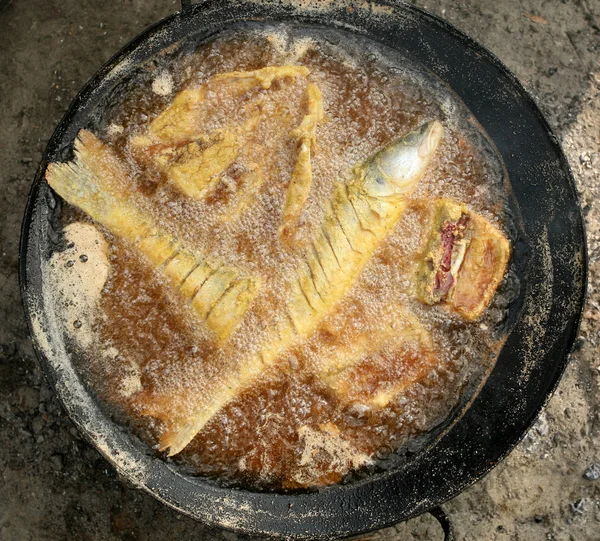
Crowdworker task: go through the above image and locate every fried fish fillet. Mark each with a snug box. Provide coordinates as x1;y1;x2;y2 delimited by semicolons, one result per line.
280;83;325;240
130;66;310;203
45;130;259;342
133;65;311;148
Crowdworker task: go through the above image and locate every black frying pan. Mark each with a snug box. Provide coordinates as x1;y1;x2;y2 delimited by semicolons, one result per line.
19;1;586;539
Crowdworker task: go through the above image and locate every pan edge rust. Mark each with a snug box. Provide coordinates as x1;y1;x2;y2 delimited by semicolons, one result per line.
19;1;586;539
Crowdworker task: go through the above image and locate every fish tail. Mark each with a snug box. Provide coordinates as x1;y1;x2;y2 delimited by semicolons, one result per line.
46;131;148;240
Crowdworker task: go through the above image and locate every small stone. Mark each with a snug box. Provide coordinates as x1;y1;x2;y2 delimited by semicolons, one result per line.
79;254;88;263
583;462;600;481
73;320;82;329
112;510;135;533
21;157;33;164
534;412;550;437
16;387;39;412
39;383;53;402
31;416;44;434
50;454;63;471
534;515;543;523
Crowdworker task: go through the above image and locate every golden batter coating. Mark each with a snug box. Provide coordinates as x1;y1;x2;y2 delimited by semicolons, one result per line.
132;65;310;148
45;130;259;343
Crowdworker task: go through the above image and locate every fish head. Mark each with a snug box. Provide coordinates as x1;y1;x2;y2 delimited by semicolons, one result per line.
362;120;444;198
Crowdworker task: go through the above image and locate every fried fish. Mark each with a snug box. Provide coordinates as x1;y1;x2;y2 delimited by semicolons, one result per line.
153;121;444;455
415;198;511;320
45;130;259;342
280;83;325;240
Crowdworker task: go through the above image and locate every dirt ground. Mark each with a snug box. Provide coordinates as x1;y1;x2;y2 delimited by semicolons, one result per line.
1;0;599;540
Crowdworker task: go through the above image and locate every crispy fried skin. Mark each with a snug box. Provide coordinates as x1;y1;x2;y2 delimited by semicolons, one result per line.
288;121;444;338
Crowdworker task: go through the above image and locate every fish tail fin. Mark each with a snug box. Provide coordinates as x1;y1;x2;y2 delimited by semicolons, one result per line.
45;130;121;223
159;391;236;456
46;130;148;240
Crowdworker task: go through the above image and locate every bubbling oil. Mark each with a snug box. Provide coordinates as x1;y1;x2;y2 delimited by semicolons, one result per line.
64;24;512;490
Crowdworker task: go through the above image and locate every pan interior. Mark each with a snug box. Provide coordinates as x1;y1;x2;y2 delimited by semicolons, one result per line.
38;21;520;492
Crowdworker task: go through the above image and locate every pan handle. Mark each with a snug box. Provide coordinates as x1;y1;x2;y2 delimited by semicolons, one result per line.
429;506;455;541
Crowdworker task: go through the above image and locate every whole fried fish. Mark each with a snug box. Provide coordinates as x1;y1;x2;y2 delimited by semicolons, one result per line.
153;120;444;455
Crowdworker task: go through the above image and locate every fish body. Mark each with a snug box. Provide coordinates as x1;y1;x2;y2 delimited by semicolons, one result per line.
212;65;310;89
288;120;444;337
131;66;310;203
133;65;310;149
45;130;259;343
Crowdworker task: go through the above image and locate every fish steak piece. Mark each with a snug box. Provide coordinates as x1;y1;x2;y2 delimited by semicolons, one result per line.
415;197;511;320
